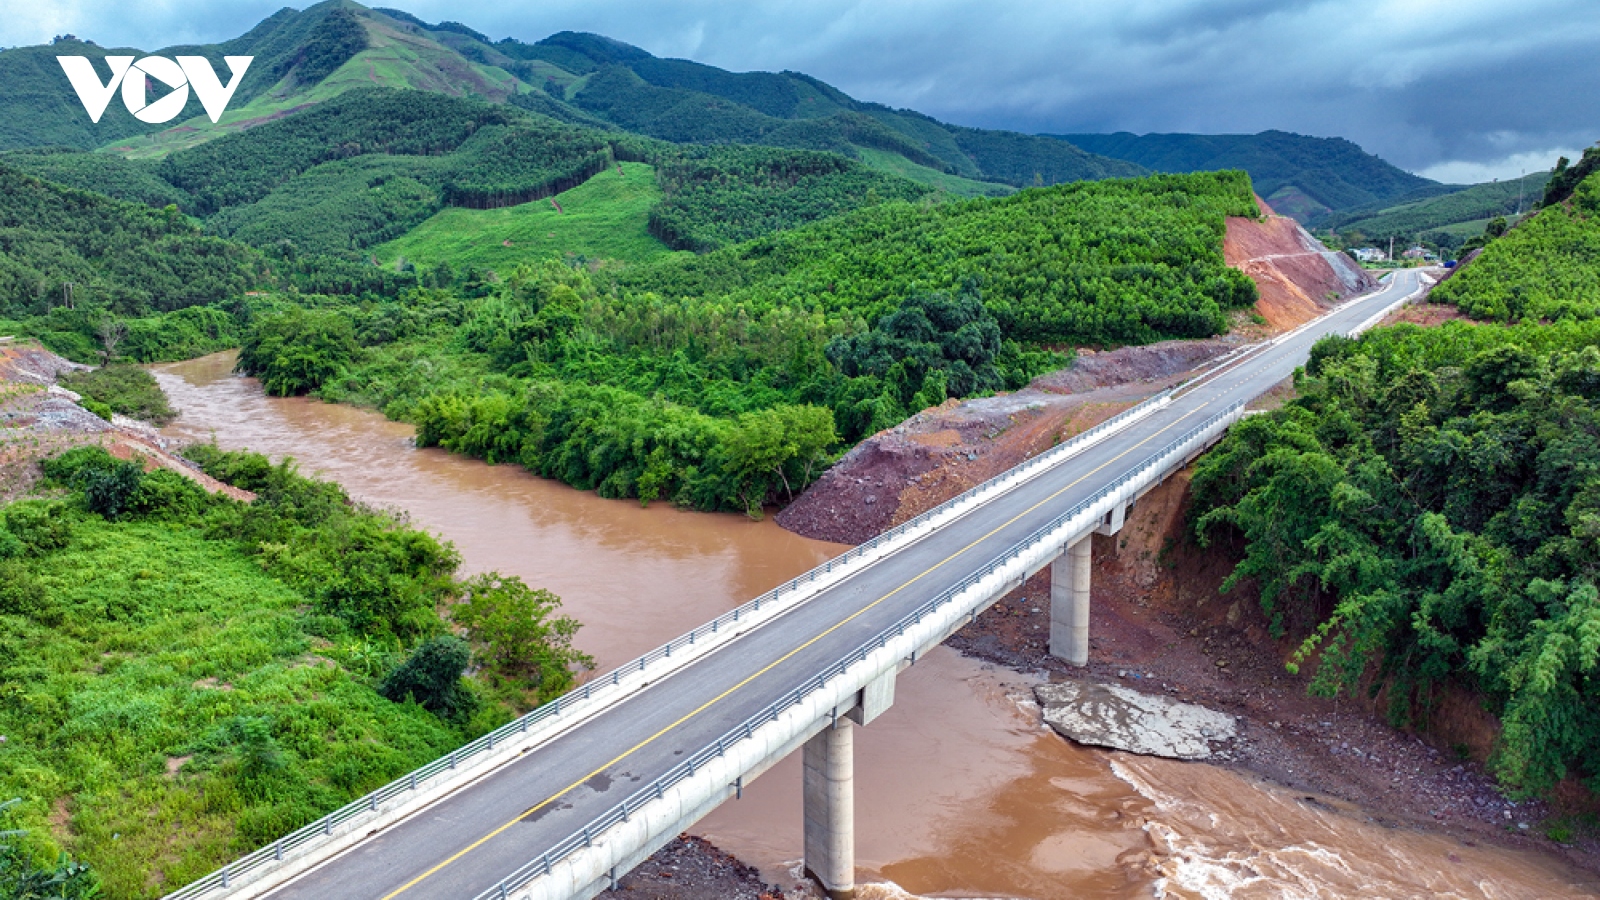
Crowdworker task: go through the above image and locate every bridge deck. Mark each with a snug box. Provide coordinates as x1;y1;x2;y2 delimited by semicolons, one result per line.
262;271;1422;900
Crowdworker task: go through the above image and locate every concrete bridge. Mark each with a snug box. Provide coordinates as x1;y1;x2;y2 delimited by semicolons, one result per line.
165;270;1427;900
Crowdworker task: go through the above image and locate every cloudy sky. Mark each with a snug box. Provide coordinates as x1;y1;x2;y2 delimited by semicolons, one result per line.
5;0;1596;182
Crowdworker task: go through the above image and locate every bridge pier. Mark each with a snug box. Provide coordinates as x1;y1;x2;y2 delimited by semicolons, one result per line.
1049;535;1093;665
802;718;854;900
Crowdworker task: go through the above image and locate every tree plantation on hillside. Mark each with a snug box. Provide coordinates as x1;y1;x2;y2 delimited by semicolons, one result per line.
238;172;1258;515
1430;167;1600;321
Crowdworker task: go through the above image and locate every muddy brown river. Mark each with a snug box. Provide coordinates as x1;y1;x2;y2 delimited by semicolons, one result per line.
153;352;1597;899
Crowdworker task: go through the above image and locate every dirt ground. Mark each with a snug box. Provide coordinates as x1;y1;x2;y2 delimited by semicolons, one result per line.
610;835;781;899
775;338;1237;544
0;340;251;501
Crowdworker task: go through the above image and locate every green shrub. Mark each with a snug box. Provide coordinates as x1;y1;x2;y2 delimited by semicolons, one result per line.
80;398;113;421
128;468;210;519
378;635;476;719
0;528;21;560
40;445;118;483
76;459;144;520
0;501;72;555
59;364;178;425
450;573;591;702
0;842;100;900
0;561;50;620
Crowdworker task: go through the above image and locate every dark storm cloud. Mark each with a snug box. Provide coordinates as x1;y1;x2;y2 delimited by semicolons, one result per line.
6;0;1596;180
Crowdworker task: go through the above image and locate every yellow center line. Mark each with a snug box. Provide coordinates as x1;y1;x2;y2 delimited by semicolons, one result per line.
379;396;1217;900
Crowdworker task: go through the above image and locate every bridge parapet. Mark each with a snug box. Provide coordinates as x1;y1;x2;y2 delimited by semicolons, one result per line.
164;382;1176;900
478;398;1248;900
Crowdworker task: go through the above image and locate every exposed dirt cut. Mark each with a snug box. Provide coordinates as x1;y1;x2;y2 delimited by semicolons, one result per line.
1225;204;1377;330
776;339;1236;544
0;340;253;502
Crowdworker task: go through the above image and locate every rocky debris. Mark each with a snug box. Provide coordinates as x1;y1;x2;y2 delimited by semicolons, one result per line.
1030;338;1233;395
0;339;86;385
615;834;783;899
1035;679;1237;760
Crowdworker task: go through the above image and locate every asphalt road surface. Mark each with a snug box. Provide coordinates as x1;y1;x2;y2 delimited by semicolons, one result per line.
262;269;1425;900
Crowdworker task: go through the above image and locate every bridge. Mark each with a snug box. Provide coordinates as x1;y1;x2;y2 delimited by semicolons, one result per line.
166;269;1428;900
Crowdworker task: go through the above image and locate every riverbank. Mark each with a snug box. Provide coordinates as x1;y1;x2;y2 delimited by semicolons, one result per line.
947;465;1600;877
774;269;1600;887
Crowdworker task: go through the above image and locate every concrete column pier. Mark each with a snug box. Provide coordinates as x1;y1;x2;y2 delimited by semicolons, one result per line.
802;719;854;899
1049;535;1093;665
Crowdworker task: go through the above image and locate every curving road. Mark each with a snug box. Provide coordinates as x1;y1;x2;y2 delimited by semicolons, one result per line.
263;269;1426;900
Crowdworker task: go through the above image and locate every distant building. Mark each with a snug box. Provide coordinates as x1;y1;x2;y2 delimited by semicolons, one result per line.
1352;247;1386;262
1402;246;1436;260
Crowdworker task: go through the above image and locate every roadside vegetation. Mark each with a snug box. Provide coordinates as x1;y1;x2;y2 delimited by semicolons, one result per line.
0;445;588;898
1191;168;1600;800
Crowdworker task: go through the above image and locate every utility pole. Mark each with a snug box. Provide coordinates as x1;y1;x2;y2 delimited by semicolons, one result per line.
1516;168;1526;217
1388;235;1394;264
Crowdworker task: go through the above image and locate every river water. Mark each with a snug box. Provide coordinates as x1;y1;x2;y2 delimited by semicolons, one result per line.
152;352;1598;899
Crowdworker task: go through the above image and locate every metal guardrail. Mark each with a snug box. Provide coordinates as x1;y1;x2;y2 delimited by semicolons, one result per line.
164;382;1174;900
475;399;1247;900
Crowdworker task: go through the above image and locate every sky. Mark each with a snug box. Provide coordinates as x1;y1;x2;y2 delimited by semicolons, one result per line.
5;0;1596;183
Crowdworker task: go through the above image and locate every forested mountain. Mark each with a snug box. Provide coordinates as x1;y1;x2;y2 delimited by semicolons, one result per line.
0;1;1141;189
2;88;941;259
1057;130;1448;221
1322;170;1552;251
0;2;384;152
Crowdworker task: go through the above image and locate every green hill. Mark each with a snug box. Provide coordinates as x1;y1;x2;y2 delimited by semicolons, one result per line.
0;148;192;207
0;2;1142;190
0;2;390;153
1323;170;1551;250
1431;164;1600;321
11;84;956;260
1056;130;1446;221
375;161;676;269
0;162;255;317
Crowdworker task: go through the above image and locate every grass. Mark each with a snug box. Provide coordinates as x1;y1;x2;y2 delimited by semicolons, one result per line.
58;365;178;425
0;506;467;898
855;147;1015;198
374;161;681;271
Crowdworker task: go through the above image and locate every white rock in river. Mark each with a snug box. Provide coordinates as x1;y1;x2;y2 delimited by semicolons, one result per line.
1034;680;1236;760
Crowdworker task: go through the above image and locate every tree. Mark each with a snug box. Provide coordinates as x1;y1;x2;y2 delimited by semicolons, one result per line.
450;573;591;702
236;308;360;396
723;404;837;511
96;316;126;365
378;635;475;720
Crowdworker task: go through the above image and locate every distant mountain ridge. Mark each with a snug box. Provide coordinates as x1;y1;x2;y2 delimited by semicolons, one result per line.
1055;130;1448;221
0;1;1140;189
